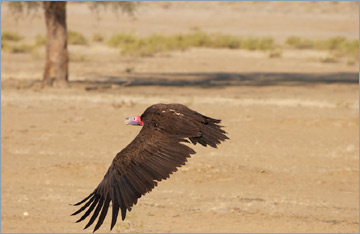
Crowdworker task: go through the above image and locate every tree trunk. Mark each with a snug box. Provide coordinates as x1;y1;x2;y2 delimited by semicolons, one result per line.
42;1;68;87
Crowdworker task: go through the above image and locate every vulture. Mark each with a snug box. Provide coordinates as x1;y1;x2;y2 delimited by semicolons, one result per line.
72;103;229;232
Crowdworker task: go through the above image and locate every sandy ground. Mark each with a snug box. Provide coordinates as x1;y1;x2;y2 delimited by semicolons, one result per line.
1;2;359;233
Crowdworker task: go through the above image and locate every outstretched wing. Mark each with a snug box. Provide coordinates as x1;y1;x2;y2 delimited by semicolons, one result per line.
72;104;228;232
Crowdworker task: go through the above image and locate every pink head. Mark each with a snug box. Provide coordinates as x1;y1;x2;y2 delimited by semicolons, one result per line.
125;116;144;126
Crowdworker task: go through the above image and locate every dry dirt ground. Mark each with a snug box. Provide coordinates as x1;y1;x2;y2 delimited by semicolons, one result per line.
1;2;359;233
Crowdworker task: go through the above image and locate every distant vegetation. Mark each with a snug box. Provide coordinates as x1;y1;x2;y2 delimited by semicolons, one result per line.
107;32;358;60
1;32;33;53
6;43;34;53
268;49;282;58
92;33;105;42
107;32;275;56
1;30;88;54
2;30;358;62
286;36;359;60
1;32;23;42
1;32;44;54
68;30;88;45
34;34;46;46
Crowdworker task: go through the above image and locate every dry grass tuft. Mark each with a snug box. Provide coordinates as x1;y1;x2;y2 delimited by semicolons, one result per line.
268;49;282;58
92;33;105;42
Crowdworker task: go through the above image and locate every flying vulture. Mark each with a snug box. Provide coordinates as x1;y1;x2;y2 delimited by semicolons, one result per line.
72;103;229;232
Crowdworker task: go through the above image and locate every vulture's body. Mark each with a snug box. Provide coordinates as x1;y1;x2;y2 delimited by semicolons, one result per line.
72;103;229;232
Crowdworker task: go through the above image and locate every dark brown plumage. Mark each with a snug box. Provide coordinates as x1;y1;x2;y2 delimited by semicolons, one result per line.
72;103;229;232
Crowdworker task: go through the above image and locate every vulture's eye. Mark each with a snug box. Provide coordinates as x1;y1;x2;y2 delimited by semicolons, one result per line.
133;118;136;120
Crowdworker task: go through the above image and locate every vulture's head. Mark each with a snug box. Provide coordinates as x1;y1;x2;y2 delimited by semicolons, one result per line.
125;116;144;126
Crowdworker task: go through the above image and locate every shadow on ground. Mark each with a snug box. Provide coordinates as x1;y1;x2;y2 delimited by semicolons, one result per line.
2;72;359;90
80;72;359;88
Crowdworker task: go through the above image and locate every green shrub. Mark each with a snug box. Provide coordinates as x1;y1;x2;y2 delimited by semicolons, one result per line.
241;37;275;50
8;43;34;53
258;37;275;50
1;32;23;42
316;37;359;60
210;34;241;49
68;30;88;45
34;34;46;46
321;36;346;50
1;40;8;50
286;35;358;60
286;36;301;47
108;33;137;48
286;36;314;49
182;32;211;47
338;39;359;60
109;32;275;56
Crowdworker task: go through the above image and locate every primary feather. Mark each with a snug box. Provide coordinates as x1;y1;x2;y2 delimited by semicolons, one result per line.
72;103;229;232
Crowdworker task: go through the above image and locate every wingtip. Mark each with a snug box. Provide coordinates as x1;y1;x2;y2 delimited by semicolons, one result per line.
92;223;103;233
71;208;84;216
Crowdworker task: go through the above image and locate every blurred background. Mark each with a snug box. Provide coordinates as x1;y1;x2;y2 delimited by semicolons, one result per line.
1;1;359;233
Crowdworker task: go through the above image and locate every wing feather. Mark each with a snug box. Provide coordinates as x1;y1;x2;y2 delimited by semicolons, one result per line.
93;197;111;232
110;191;119;230
123;171;147;196
73;192;94;206
75;194;99;223
71;195;95;216
117;176;134;208
84;197;104;229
